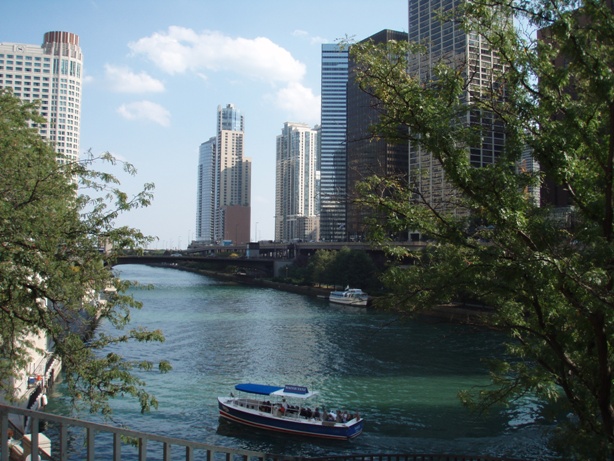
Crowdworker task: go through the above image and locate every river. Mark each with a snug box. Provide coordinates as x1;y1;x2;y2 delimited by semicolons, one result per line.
47;265;554;459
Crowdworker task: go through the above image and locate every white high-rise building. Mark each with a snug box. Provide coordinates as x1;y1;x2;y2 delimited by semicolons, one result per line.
275;122;320;242
0;31;83;163
195;104;251;245
196;137;217;243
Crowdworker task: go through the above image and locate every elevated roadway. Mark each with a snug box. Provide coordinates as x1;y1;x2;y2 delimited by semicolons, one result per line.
115;241;426;277
114;254;277;277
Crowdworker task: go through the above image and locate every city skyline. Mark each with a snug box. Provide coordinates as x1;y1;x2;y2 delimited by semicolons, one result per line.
0;0;408;248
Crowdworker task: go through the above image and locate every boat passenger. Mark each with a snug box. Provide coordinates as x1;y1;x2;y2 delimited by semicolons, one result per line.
260;401;272;412
278;398;287;415
313;407;321;420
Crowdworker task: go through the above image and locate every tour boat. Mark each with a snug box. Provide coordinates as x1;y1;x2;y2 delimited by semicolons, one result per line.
328;287;369;306
217;383;364;440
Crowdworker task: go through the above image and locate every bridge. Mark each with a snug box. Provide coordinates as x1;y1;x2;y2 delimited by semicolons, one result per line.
0;403;526;461
115;254;278;277
115;241;426;277
181;241;426;258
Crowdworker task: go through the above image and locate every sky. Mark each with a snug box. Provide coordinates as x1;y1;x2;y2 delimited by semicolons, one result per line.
1;0;408;249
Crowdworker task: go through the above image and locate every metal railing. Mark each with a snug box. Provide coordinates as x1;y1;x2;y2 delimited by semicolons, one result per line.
0;403;298;461
307;455;527;461
0;404;527;461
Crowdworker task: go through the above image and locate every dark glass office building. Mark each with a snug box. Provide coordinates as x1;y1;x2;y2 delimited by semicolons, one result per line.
319;43;349;242
346;30;410;242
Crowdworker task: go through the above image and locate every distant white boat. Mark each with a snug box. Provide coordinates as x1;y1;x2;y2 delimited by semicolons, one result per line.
328;287;369;306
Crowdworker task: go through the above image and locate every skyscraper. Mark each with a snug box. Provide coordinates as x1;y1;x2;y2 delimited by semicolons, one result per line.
275;122;320;242
0;32;83;163
407;0;506;210
195;104;251;245
319;43;349;242
346;30;410;241
196;137;216;242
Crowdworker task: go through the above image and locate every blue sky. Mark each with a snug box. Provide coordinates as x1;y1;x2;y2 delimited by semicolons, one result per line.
2;0;408;248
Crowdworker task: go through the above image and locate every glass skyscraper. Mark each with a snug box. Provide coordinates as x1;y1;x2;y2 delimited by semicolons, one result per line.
346;30;409;242
196;137;216;242
319;43;349;242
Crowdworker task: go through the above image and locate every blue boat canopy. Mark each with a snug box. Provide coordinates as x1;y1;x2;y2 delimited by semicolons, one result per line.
235;383;283;395
234;383;318;399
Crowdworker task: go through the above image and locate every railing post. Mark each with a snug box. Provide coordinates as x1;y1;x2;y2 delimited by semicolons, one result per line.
87;426;95;461
30;415;39;460
163;441;171;461
1;410;8;461
139;437;147;461
59;423;68;461
113;431;121;460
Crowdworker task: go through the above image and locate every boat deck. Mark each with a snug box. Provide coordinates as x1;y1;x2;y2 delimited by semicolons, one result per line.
225;397;359;426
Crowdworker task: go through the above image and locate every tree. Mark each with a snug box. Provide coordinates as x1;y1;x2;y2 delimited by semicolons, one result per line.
350;1;614;458
328;247;379;291
306;250;337;286
305;248;379;290
0;89;170;417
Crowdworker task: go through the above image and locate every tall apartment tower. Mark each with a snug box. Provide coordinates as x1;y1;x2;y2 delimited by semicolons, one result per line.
195;104;251;245
319;44;349;242
407;0;506;210
217;103;251;244
0;32;83;163
346;30;410;242
275;122;320;242
196;137;217;242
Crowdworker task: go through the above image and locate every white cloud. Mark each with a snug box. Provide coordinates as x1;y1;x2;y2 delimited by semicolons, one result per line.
105;64;165;93
117;100;171;127
292;29;328;45
128;26;306;83
271;82;320;125
126;27;321;123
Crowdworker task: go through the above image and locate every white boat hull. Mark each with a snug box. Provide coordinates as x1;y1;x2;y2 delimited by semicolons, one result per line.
328;288;369;306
